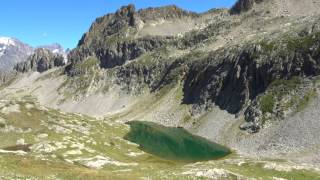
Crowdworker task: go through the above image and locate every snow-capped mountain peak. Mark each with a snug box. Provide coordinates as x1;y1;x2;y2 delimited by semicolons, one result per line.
0;36;34;72
0;37;16;46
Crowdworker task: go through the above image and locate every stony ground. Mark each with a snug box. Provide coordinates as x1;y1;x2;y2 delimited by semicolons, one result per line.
0;85;320;179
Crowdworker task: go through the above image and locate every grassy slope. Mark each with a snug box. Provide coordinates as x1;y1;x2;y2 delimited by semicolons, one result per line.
0;90;319;179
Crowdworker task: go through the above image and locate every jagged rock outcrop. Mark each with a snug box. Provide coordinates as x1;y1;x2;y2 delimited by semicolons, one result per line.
241;77;316;133
67;5;197;71
38;43;66;55
138;5;198;21
15;48;65;73
230;0;265;14
183;29;320;129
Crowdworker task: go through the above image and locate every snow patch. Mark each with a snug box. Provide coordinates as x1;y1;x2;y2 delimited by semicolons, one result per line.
52;49;60;54
0;46;6;55
0;37;16;46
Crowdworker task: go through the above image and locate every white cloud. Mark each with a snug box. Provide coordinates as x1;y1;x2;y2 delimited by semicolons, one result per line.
42;32;48;37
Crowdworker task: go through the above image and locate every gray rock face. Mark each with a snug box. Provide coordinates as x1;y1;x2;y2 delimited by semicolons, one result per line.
38;43;66;55
68;36;168;73
0;37;34;72
15;48;65;73
67;4;196;71
183;30;320;115
104;26;320;124
0;37;67;74
242;77;316;133
138;5;198;21
230;0;265;14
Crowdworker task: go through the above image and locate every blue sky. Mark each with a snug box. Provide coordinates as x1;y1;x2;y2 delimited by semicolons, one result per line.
0;0;236;49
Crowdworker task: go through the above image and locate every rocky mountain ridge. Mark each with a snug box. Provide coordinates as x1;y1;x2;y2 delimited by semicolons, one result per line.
38;43;66;55
14;48;65;73
67;4;199;71
64;0;320;127
0;37;33;72
0;37;67;73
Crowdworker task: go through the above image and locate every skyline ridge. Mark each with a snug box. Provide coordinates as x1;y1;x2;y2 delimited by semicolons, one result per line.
0;0;236;49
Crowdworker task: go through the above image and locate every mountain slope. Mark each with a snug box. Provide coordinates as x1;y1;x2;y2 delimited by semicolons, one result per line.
14;48;65;73
0;37;67;74
63;0;320;161
1;0;320;178
38;43;65;55
0;37;34;72
230;0;264;14
64;0;320;117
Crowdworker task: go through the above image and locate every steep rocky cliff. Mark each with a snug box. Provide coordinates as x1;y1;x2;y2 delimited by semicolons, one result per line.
15;48;65;73
230;0;265;14
67;5;199;72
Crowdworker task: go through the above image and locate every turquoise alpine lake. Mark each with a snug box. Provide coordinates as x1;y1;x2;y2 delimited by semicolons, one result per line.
124;121;231;162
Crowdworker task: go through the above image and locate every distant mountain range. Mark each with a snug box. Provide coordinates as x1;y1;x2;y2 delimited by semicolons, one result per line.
0;37;33;72
0;37;66;72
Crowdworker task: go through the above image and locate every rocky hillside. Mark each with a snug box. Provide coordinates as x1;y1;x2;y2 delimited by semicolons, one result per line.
230;0;264;14
0;37;67;74
0;37;34;72
64;0;320;130
67;5;198;70
38;43;65;54
4;0;320;169
14;48;65;73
